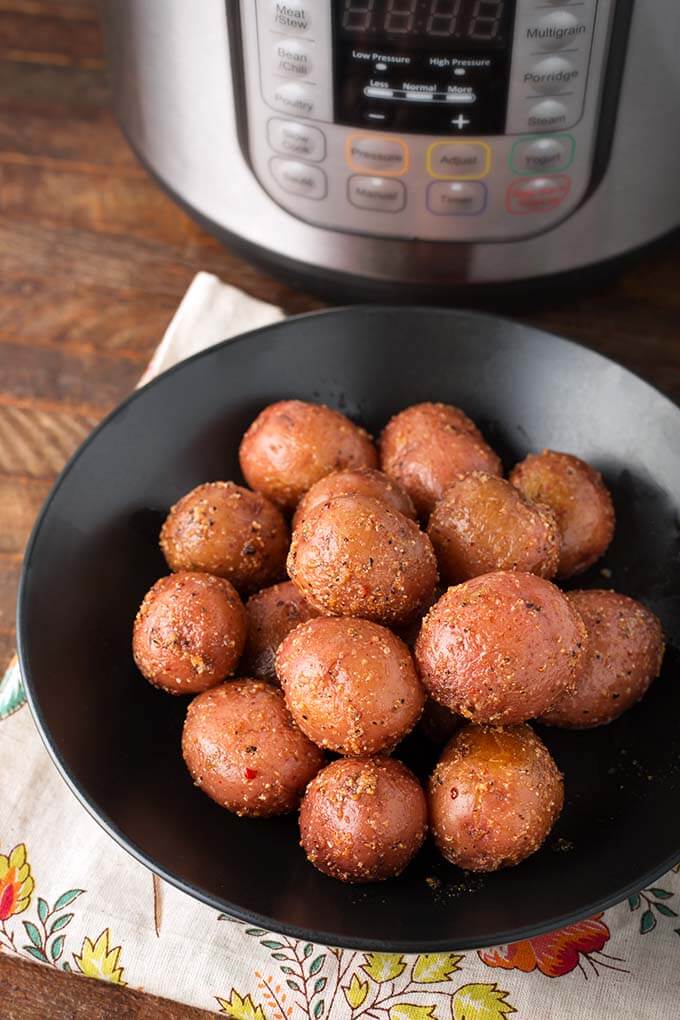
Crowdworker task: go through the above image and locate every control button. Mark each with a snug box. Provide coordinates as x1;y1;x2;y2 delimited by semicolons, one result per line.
272;38;314;78
525;11;585;52
348;176;406;213
268;119;326;161
268;1;312;34
427;181;487;216
506;175;571;214
270;158;327;199
526;99;571;131
427;141;491;180
270;80;318;118
524;56;579;95
511;135;574;174
346;135;409;177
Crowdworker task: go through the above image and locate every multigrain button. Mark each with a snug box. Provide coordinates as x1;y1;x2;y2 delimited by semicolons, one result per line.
506;175;571;214
346;135;408;177
511;135;574;174
348;176;406;212
525;11;585;51
270;158;327;199
269;2;313;34
270;80;317;117
272;38;314;78
427;181;487;216
268;119;326;161
524;56;579;95
427;141;490;179
526;98;570;131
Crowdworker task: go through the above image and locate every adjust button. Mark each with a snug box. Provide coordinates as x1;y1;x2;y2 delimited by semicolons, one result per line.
268;119;326;161
268;1;313;34
270;80;318;118
270;158;327;199
427;141;490;180
525;11;586;52
506;175;571;214
272;38;314;78
511;135;574;174
427;181;487;216
348;176;406;212
524;56;580;95
346;135;408;177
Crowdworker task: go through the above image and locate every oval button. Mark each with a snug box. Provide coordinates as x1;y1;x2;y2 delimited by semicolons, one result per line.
272;38;314;78
524;56;579;95
526;99;571;131
511;135;574;174
506;175;571;214
346;135;408;177
427;181;487;216
348;176;406;212
270;81;317;118
427;141;491;180
270;158;327;199
268;119;326;161
268;1;312;34
526;11;585;51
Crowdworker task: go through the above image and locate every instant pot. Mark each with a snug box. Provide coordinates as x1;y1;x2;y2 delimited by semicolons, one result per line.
103;1;680;300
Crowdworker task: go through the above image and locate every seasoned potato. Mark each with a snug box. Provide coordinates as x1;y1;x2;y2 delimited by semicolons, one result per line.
428;472;560;583
242;581;318;684
133;572;246;694
182;679;324;816
428;724;564;872
541;589;665;728
160;481;289;594
287;494;438;626
239;400;377;511
510;450;615;578
299;757;427;882
276;617;425;755
380;402;502;518
415;571;587;725
293;467;416;529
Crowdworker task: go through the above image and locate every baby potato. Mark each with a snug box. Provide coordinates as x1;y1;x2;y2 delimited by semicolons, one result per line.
428;472;560;583
379;402;502;518
293;467;416;529
299;757;427;882
276;617;425;756
132;572;246;694
287;494;438;626
242;581;318;684
415;571;587;725
428;724;564;872
160;481;289;594
239;400;378;511
182;679;324;816
541;589;665;728
510;450;615;578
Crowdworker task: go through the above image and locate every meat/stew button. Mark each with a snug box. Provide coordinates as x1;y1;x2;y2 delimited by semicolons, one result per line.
506;175;571;214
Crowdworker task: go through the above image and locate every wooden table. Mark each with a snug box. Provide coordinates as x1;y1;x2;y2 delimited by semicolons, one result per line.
0;1;678;1016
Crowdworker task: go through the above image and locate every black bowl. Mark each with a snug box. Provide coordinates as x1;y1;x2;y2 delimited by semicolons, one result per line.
17;307;680;951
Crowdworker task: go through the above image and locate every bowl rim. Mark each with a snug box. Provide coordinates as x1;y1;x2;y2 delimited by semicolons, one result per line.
16;304;680;951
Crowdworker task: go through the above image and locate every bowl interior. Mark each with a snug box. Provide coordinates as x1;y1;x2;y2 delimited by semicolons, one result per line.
18;307;680;950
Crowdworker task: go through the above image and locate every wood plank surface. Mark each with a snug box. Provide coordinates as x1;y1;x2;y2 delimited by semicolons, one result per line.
0;0;678;1015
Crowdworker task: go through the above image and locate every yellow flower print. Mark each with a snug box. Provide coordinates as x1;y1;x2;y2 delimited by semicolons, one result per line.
216;989;267;1019
0;844;34;920
343;973;369;1009
412;953;463;984
361;952;407;983
451;983;516;1020
73;929;126;985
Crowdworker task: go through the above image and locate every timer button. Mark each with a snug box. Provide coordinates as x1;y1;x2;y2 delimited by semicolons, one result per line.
268;119;326;162
268;1;312;34
524;56;579;95
427;142;491;180
427;181;487;216
506;175;571;214
511;135;574;174
270;158;327;200
525;11;585;52
272;38;314;78
348;176;406;213
346;135;409;177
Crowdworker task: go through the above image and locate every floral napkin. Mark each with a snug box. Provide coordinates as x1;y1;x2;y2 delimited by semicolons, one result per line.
1;273;679;1019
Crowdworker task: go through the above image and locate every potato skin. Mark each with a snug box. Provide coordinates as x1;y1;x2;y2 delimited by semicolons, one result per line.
428;472;560;583
133;572;247;694
293;467;416;529
510;450;615;578
415;571;587;725
160;481;289;594
541;590;665;729
299;757;427;882
239;400;378;511
428;724;564;872
182;679;324;816
242;581;318;684
287;494;438;626
276;617;425;755
380;402;502;518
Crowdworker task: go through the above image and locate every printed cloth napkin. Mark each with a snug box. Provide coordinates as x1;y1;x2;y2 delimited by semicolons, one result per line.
1;272;678;1019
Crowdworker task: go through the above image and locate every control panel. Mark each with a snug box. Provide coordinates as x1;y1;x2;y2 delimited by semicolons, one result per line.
237;1;616;242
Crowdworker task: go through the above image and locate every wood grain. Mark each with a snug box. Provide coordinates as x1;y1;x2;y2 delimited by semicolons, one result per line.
0;0;678;1015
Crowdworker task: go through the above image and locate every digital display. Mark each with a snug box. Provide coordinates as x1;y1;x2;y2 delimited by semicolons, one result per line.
338;0;510;49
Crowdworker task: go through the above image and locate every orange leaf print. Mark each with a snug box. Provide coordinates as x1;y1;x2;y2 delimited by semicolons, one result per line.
478;914;611;977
